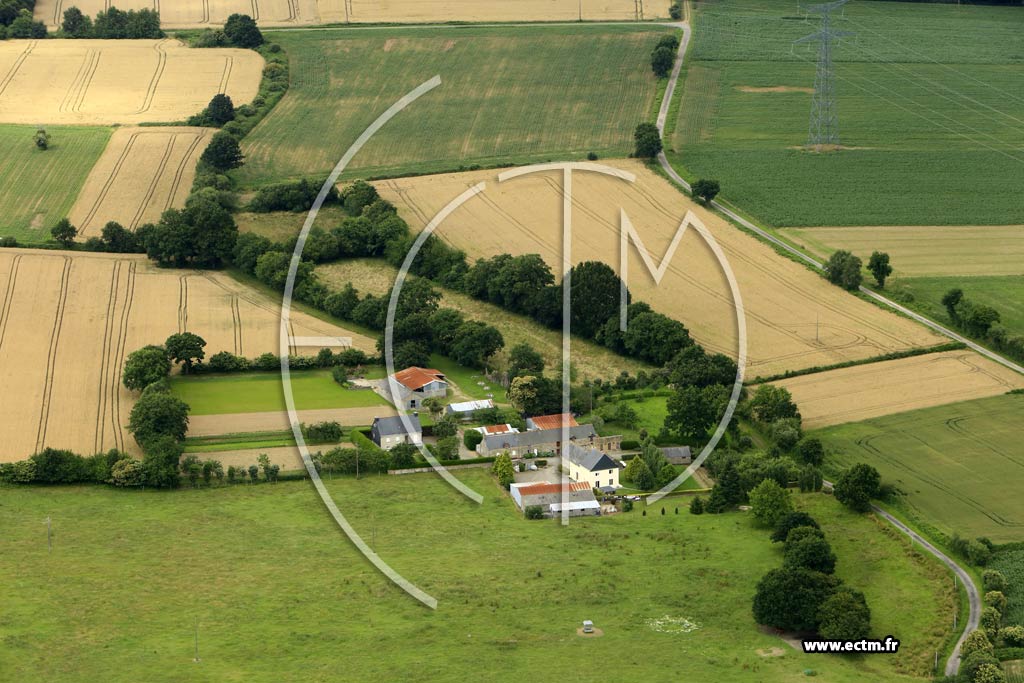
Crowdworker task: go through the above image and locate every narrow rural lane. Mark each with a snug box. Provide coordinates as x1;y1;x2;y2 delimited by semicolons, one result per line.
658;5;981;675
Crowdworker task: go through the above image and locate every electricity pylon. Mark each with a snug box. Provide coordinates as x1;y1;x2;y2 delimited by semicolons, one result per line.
794;0;854;149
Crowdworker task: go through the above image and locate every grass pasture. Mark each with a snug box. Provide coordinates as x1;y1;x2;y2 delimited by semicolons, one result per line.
1007;660;1024;683
0;471;952;682
816;393;1024;543
0;125;111;241
236;25;666;185
170;369;390;415
887;275;1024;338
670;0;1024;227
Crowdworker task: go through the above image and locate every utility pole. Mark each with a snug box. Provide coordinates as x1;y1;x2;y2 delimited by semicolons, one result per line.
794;0;854;150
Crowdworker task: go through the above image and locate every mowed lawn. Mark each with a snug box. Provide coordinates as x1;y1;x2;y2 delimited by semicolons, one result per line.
237;25;665;185
669;0;1024;226
0;470;952;682
0;125;111;241
816;393;1024;543
887;275;1024;338
170;369;390;415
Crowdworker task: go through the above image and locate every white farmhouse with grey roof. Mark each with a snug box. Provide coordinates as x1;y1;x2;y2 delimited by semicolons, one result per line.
371;414;423;451
562;443;623;491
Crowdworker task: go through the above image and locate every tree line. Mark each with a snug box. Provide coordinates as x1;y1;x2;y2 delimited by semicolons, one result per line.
942;287;1024;363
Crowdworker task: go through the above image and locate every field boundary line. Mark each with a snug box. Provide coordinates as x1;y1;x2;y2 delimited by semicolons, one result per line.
131;134;175;229
0;254;22;354
35;256;72;452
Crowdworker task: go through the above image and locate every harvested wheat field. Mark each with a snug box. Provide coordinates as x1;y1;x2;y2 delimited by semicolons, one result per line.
770;351;1024;429
325;0;664;23
779;225;1024;278
0;39;262;125
0;249;372;462
37;0;322;28
375;161;943;378
68;127;213;235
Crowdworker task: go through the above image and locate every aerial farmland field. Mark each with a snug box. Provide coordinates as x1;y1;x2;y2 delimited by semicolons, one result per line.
375;161;943;377
0;124;110;241
816;393;1024;543
769;350;1024;429
669;0;1024;227
0;39;263;125
0;249;370;462
68;127;213;235
236;24;666;185
0;470;953;683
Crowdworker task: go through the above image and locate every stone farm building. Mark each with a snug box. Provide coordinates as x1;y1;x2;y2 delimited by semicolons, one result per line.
387;367;447;409
563;443;623;491
477;423;621;458
510;482;600;518
371;414;423;451
525;413;577;430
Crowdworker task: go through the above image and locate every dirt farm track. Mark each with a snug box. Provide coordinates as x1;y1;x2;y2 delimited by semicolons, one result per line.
68;127;213;236
0;249;374;462
0;39;262;125
35;0;665;27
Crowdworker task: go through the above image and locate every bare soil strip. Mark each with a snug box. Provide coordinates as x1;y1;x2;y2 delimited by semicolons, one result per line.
188;406;397;437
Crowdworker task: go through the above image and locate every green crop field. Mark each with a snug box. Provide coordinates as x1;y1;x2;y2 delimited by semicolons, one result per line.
170;369;390;415
668;0;1024;227
991;548;1024;627
236;25;666;186
0;470;952;682
816;393;1024;543
0;125;112;242
887;275;1024;338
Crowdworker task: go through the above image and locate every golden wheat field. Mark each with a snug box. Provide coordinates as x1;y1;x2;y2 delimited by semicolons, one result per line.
68;127;213;235
0;39;262;125
770;351;1024;429
374;161;944;378
0;249;373;462
779;225;1024;278
36;0;663;27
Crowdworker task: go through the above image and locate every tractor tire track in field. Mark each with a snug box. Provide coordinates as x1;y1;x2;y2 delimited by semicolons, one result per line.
657;9;980;674
130;135;175;229
52;0;64;24
93;260;121;454
202;0;210;24
218;56;234;94
0;254;22;354
0;40;36;98
71;49;101;113
231;295;243;355
59;48;95;113
110;261;136;452
250;0;260;20
35;257;72;452
178;274;189;333
163;131;207;212
135;39;168;114
80;132;141;231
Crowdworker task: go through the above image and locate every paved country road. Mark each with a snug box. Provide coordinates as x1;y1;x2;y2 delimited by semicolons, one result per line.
656;5;981;675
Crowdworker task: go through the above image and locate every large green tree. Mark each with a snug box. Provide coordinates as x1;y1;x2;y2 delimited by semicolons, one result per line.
752;567;840;632
200;131;244;172
748;479;793;528
634;122;662;158
867;251;892;289
128;389;190;448
223;13;263;48
817;587;871;640
165;333;207;374
833;463;881;513
122;345;171;391
568;261;627;339
824;250;863;291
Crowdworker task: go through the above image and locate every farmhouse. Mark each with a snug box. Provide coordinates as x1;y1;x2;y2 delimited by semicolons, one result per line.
526;413;578;430
477;424;622;457
563;443;623;491
446;399;495;419
387;367;448;409
509;482;600;518
371;414;423;451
